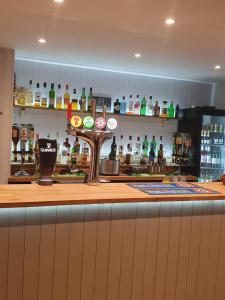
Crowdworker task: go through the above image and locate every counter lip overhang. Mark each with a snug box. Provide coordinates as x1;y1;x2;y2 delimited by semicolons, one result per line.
0;182;225;208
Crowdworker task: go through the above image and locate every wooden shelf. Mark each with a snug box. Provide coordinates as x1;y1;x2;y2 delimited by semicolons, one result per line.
13;104;178;121
8;174;197;184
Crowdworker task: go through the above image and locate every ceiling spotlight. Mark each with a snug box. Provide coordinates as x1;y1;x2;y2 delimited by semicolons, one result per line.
165;18;176;25
54;0;64;2
214;65;221;70
38;38;46;44
134;53;141;58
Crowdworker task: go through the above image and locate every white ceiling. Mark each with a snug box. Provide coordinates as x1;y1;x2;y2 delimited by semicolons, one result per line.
0;0;225;82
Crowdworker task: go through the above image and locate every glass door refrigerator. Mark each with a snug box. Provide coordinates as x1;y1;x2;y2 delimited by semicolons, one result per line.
178;107;225;182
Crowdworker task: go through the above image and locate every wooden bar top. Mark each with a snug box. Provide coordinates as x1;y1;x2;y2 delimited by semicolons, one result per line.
0;182;225;208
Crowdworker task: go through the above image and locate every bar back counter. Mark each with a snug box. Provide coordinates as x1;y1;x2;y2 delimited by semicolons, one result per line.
1;182;225;300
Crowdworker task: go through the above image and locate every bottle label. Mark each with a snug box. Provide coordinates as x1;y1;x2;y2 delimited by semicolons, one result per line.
128;101;134;111
114;104;120;112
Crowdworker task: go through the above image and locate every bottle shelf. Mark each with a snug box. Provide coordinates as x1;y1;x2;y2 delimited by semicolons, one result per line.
13;104;178;121
201;143;224;147
200;167;224;170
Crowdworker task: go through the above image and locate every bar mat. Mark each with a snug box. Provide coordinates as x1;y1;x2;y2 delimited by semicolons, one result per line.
128;183;220;195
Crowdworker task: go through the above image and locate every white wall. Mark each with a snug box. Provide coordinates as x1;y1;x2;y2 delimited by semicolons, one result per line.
0;49;14;183
212;80;225;109
14;59;213;157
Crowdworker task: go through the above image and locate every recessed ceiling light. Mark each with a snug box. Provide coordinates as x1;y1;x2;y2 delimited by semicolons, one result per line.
38;38;46;44
134;53;141;58
214;65;221;70
54;0;64;2
165;18;176;25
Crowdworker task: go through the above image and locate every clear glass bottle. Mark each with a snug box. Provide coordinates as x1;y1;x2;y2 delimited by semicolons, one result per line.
146;96;154;116
134;95;140;115
64;84;71;110
127;95;134;115
26;80;33;106
120;96;126;115
34;83;41;107
56;84;63;109
41;82;48;108
72;89;79;111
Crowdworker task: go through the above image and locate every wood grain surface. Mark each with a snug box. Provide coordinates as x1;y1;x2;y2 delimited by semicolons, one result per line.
0;182;224;208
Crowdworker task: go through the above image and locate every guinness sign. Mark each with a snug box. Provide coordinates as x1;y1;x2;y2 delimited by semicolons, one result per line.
38;139;57;186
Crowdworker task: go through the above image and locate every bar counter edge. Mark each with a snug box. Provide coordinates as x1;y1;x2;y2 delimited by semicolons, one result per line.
0;182;225;208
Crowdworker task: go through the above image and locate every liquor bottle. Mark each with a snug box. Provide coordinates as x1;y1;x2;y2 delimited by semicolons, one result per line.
41;82;48;108
49;83;55;109
146;96;154;116
26;80;33;106
158;144;164;165
120;96;126;115
127;136;133;156
55;132;61;164
154;100;160;117
64;138;71;164
81;142;89;166
134;137;141;156
140;96;147;116
214;124;219;145
134;95;140;115
161;101;168;117
61;140;68;164
219;124;224;145
81;87;87;111
64;84;70;110
27;124;34;162
126;136;133;165
168;101;175;118
109;136;117;160
71;137;80;169
127;95;134;115
175;104;180;118
71;89;79;111
142;135;149;157
149;147;155;163
113;99;120;114
88;87;93;112
118;135;124;162
34;83;41;107
12;124;20;162
150;135;157;153
56;84;63;109
172;144;176;163
34;133;40;173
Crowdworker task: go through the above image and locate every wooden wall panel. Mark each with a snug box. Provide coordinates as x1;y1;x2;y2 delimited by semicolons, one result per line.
67;205;85;300
93;204;112;300
0;209;9;300
37;206;57;300
1;201;225;300
52;206;71;300
106;204;124;300
22;207;41;300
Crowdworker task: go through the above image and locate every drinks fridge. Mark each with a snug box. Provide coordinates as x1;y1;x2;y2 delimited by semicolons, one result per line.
178;107;225;182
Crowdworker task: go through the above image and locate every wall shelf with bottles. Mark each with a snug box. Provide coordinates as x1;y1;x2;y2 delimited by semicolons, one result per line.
13;104;179;121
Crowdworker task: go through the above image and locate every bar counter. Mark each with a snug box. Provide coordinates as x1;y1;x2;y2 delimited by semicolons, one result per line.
0;182;225;208
1;182;225;299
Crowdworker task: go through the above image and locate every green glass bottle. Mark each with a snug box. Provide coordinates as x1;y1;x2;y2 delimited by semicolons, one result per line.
88;87;93;112
142;135;149;157
81;87;87;111
140;96;147;116
49;83;55;109
168;101;175;118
